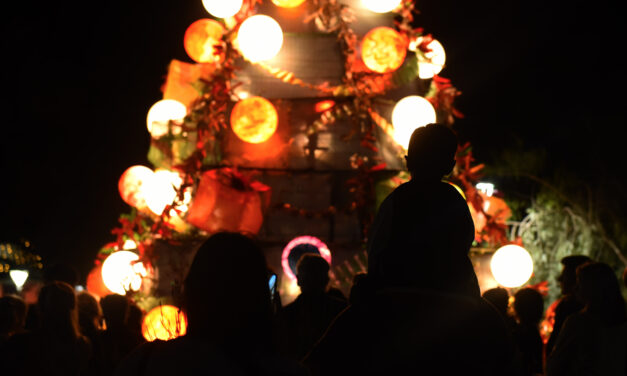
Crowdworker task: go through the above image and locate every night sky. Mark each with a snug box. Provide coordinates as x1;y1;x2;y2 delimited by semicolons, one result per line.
2;0;625;282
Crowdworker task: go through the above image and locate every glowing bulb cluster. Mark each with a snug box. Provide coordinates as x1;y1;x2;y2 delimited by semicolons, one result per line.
101;251;147;295
490;245;534;288
146;99;187;138
119;166;186;216
236;15;283;62
391;96;437;149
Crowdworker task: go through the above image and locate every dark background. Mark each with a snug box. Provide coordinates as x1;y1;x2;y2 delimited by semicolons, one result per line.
2;0;625;282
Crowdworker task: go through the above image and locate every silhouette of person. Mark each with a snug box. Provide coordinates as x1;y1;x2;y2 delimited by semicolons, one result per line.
0;294;27;346
348;272;372;306
115;232;308;376
77;291;106;376
367;123;480;297
5;281;92;375
277;253;347;361
545;254;591;358
512;287;544;376
482;287;517;330
546;262;627;375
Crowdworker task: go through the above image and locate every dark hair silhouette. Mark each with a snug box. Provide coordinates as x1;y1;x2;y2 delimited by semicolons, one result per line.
0;295;27;340
100;294;129;330
349;272;371;305
576;262;626;326
513;288;544;326
558;255;591;295
405;123;457;179
482;287;510;317
38;281;82;340
76;291;103;336
295;253;330;294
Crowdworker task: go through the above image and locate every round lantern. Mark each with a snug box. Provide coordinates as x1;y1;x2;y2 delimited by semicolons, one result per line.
118;165;156;211
142;305;188;342
144;169;182;216
361;27;407;73
201;0;242;18
271;0;307;7
86;265;111;298
361;0;402;13
146;99;187;138
391;95;437;149
101;251;147;295
411;37;446;79
490;245;534;288
183;19;225;64
230;96;278;144
236;15;284;62
281;236;332;281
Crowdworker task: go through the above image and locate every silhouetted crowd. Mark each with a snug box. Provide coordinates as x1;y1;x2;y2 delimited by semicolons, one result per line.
1;125;626;375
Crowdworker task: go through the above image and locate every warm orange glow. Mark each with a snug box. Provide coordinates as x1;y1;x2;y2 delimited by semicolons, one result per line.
86;265;111;298
271;0;307;7
183;19;225;64
315;99;335;113
142;305;188;342
230;96;278;144
118;165;155;211
361;27;407;73
236;15;283;62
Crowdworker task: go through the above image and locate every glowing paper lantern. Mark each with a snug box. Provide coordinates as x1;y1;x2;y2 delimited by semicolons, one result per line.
391;95;437;149
361;27;407;73
9;270;28;291
230;96;278;144
411;37;446;79
184;19;225;64
142;305;188;342
490;245;533;288
271;0;307;7
146;99;187;138
101;251;147;295
281;236;332;281
361;0;402;13
236;15;283;62
144;169;182;216
201;0;242;18
118;165;156;211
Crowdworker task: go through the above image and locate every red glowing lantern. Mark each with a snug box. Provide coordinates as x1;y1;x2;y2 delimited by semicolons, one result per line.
361;27;407;73
186;168;271;235
86;265;111;299
118;165;155;211
142;305;187;342
183;19;225;64
230;96;278;144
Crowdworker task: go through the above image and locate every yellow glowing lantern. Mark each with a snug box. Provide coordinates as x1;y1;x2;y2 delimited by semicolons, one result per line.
183;19;225;64
201;0;243;18
236;15;283;62
271;0;307;7
361;27;407;73
230;96;278;143
118;165;156;211
146;99;187;138
410;37;446;79
490;245;533;288
142;305;188;342
144;169;182;216
391;95;437;149
361;0;402;13
101;251;147;295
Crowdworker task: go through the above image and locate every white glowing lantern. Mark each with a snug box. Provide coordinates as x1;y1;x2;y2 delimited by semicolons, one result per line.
409;37;446;79
236;15;283;62
122;239;138;250
146;99;187;138
202;0;243;18
490;245;534;288
144;169;182;216
101;251;147;295
10;270;29;291
391;95;437;149
361;0;402;13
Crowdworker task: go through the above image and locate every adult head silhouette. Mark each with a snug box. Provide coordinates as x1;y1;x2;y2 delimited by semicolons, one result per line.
76;291;103;335
100;294;129;330
482;287;510;317
513;287;544;326
38;281;81;340
0;295;27;340
558;255;591;296
405;123;457;180
295;253;330;294
576;261;626;325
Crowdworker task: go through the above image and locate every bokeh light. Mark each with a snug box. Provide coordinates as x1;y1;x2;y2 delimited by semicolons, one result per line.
361;0;402;13
142;305;188;342
361;27;407;73
490;245;534;288
144;169;182;216
9;270;28;291
183;19;225;64
391;95;437;149
118;165;156;211
86;265;111;298
146;99;187;138
101;251;147;295
236;15;283;62
201;0;243;18
281;236;331;281
271;0;307;7
230;96;278;144
411;37;446;79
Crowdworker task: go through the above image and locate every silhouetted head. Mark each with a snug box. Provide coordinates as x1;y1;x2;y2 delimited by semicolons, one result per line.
38;281;80;339
557;255;592;295
576;262;626;325
126;301;144;334
100;294;129;329
512;288;544;326
183;232;271;342
0;295;27;337
43;262;79;287
296;253;330;294
76;291;102;333
482;287;510;317
405;123;458;180
349;272;372;305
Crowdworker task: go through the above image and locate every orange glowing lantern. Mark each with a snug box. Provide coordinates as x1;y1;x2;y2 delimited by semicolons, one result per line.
361;27;407;73
142;305;187;342
86;265;111;298
230;96;278;144
315;99;335;113
183;19;225;64
118;165;155;211
271;0;307;7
